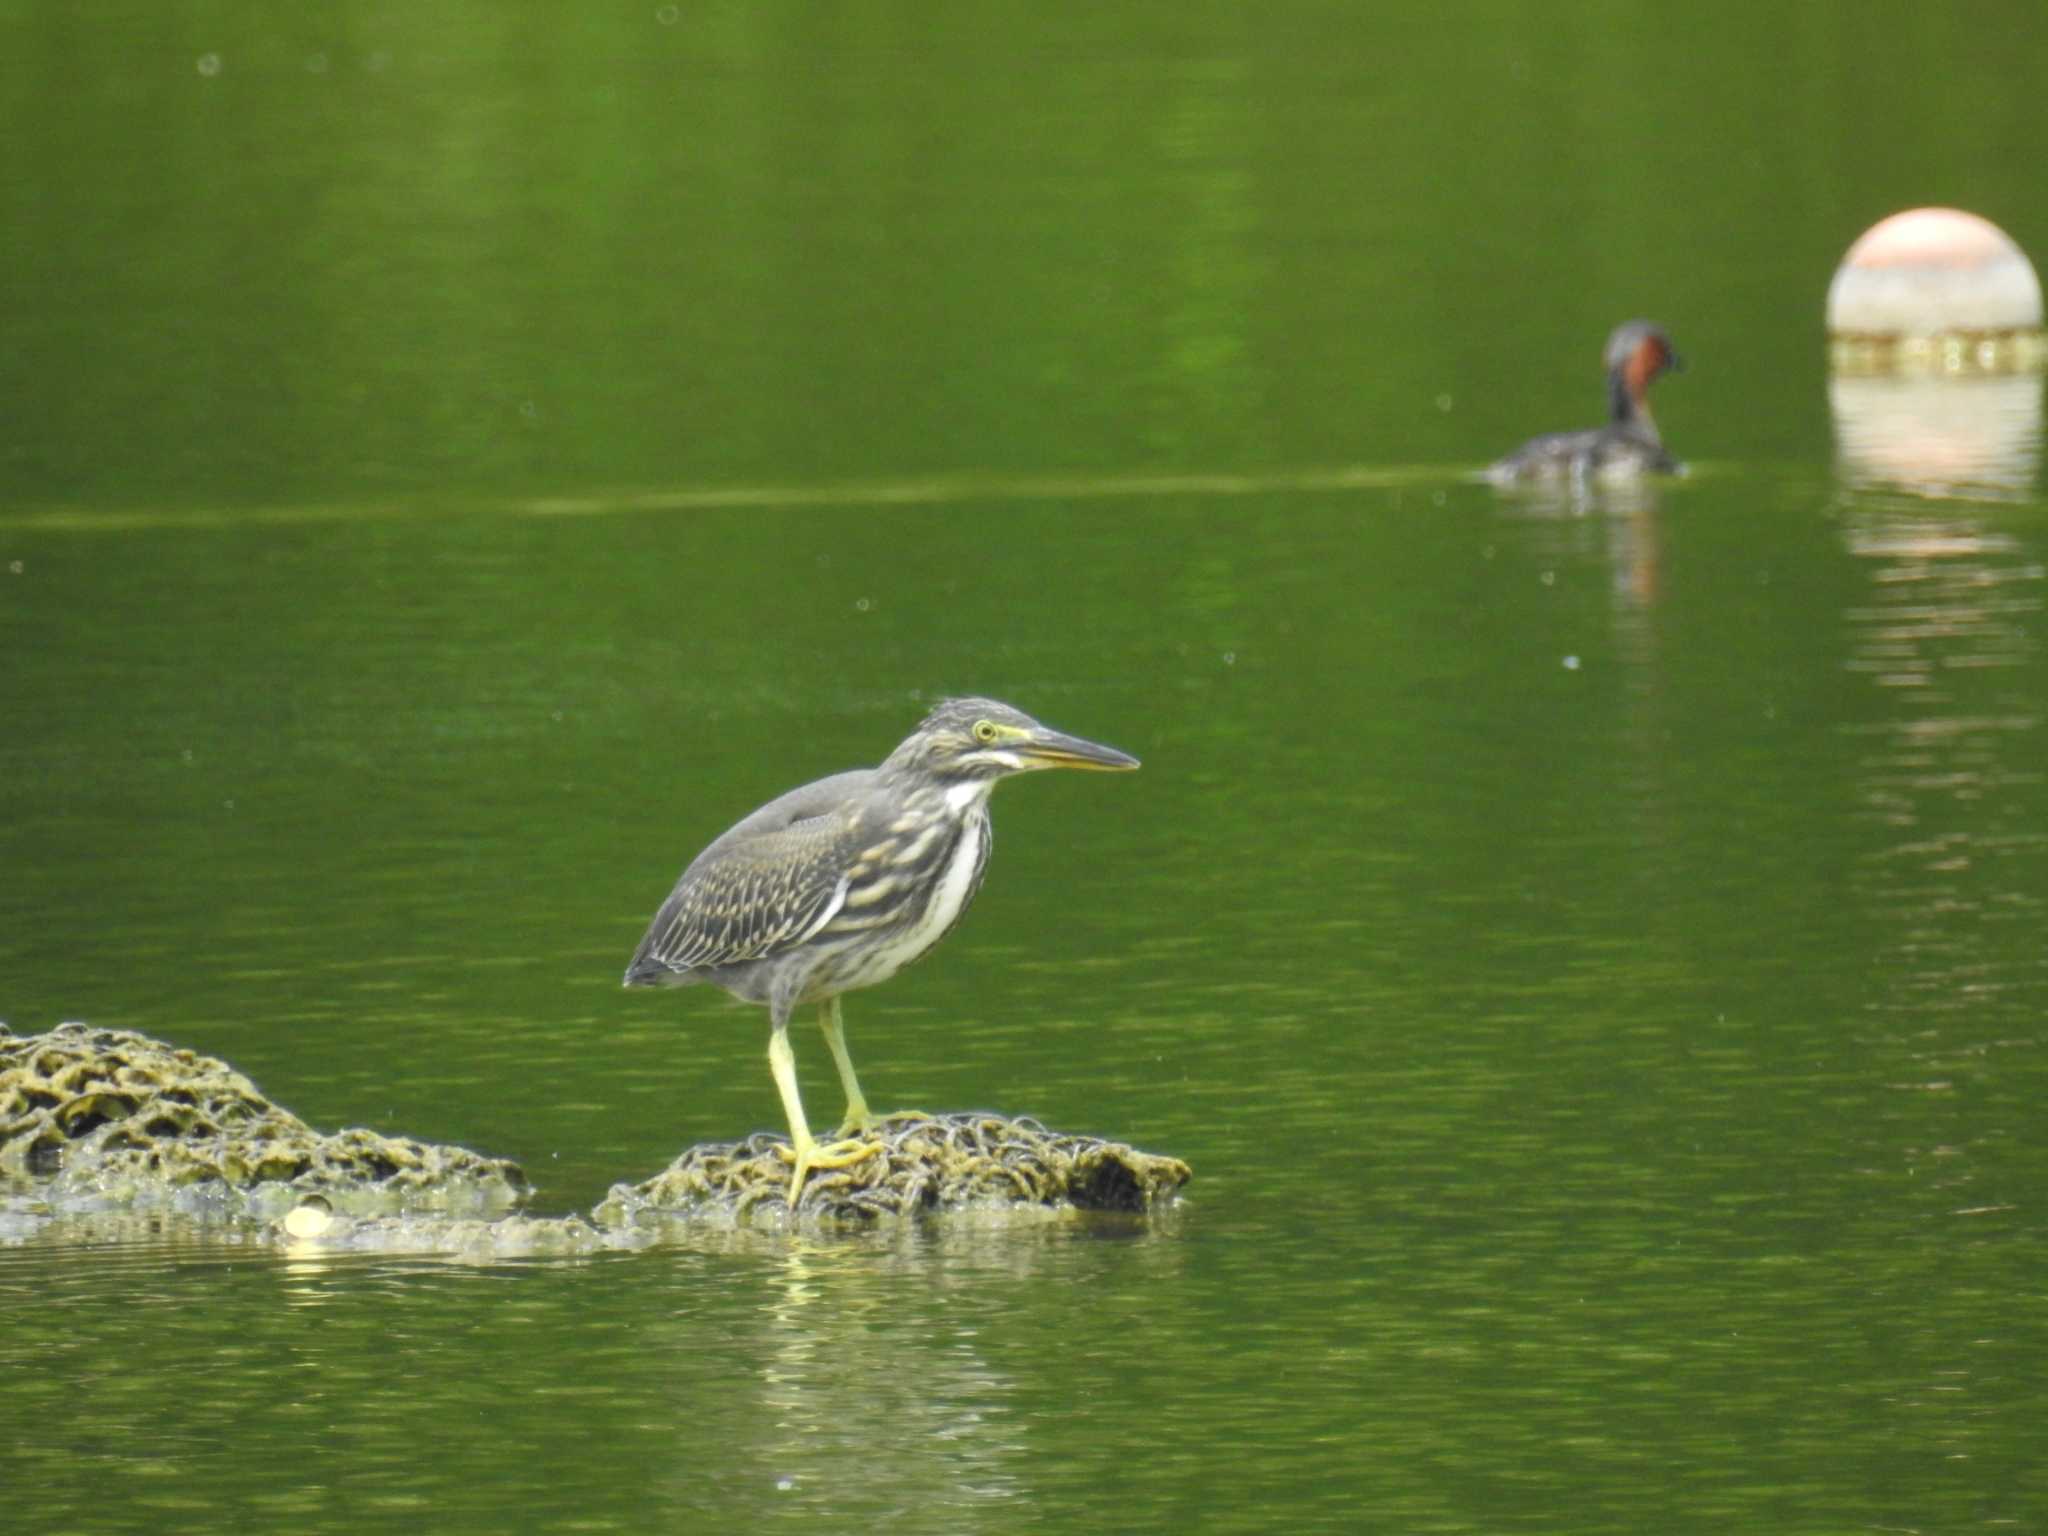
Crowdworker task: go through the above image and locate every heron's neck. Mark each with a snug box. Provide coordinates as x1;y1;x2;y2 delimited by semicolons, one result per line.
940;776;997;816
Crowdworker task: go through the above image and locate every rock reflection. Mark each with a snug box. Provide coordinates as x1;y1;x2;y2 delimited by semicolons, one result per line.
754;1242;1022;1514
652;1221;1185;1527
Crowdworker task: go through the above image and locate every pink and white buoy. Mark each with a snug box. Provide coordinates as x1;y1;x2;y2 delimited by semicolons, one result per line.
1828;208;2042;496
1828;207;2043;371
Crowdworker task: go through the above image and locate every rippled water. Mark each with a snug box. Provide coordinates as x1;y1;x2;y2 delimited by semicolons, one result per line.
7;472;2043;1533
5;3;2048;1532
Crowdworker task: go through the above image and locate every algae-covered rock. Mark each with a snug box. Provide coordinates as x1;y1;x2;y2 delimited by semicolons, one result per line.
596;1111;1191;1230
0;1022;527;1217
4;1023;1191;1251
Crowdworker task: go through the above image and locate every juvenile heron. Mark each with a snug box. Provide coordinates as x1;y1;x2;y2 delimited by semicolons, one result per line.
623;697;1139;1205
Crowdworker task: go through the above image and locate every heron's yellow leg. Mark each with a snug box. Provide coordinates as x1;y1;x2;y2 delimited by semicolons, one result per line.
821;998;934;1134
769;1023;877;1206
820;996;876;1133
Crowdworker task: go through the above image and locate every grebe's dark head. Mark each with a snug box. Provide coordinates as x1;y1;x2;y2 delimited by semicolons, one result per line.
1604;320;1682;426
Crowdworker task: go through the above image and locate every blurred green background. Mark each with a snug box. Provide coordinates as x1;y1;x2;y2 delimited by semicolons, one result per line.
9;0;2039;513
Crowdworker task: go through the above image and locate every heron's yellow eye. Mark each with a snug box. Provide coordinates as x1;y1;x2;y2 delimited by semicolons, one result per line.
973;719;999;744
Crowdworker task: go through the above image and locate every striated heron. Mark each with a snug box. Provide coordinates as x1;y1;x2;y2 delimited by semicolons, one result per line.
623;697;1139;1205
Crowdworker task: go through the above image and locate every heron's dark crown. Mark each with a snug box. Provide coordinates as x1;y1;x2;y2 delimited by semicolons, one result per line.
883;697;1045;782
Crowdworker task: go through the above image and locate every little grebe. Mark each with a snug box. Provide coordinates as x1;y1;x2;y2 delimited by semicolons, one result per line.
1487;320;1684;483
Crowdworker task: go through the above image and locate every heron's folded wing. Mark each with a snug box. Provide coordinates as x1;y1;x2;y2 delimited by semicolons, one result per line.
632;812;860;973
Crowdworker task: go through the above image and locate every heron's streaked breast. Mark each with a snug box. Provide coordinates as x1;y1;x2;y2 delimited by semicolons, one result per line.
813;810;990;994
843;872;903;908
890;820;946;868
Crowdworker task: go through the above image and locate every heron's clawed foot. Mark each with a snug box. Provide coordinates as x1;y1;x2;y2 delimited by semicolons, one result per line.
777;1133;881;1206
834;1106;935;1137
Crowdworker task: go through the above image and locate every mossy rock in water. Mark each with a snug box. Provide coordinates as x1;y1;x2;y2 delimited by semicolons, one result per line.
597;1111;1191;1229
2;1024;1188;1247
0;1022;527;1217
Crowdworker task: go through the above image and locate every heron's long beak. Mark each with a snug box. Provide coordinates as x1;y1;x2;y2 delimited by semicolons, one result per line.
1019;727;1140;772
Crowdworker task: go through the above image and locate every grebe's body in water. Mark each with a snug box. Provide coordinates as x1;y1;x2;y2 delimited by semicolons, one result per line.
1488;321;1684;483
